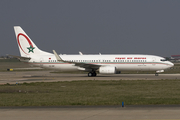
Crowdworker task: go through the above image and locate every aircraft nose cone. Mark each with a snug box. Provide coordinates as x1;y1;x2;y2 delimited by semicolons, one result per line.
171;62;174;67
169;62;174;67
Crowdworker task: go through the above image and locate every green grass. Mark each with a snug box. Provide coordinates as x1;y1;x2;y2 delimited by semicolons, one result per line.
0;80;180;106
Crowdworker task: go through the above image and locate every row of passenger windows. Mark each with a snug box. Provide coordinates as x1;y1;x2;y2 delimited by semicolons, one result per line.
49;60;101;62
71;60;101;62
48;60;147;62
113;60;147;62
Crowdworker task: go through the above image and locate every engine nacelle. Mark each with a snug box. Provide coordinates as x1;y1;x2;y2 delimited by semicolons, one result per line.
99;66;116;74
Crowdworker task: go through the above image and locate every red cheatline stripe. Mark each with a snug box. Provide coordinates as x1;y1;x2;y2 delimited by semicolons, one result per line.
26;62;171;66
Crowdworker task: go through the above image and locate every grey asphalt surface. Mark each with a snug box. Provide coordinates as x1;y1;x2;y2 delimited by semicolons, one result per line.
1;71;180;119
1;105;180;120
1;71;180;84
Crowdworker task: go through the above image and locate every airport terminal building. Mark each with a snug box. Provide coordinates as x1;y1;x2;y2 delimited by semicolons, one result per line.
171;55;180;61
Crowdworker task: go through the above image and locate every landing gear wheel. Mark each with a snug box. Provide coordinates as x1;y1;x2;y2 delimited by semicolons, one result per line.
88;72;97;77
155;73;159;76
88;72;92;77
92;72;97;76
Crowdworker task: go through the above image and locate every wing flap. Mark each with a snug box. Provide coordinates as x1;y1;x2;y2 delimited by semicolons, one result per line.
74;63;100;70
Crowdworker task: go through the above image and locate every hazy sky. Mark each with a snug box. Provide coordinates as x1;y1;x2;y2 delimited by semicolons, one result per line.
0;0;180;57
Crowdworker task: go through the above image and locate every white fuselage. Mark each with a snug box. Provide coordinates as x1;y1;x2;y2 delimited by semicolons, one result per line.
25;54;174;72
14;26;174;76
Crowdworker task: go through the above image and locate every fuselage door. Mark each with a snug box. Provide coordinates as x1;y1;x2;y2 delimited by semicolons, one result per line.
152;57;156;66
40;58;44;67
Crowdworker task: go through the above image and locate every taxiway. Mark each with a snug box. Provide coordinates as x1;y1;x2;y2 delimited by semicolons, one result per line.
1;105;180;120
0;71;180;84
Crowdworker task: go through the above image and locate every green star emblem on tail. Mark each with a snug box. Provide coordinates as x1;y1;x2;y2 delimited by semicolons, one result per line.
27;45;35;53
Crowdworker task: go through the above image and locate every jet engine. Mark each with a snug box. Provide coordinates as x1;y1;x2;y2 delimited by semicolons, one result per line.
99;66;116;74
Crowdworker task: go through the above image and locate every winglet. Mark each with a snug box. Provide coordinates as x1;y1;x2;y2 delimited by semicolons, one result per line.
79;51;83;55
53;50;64;62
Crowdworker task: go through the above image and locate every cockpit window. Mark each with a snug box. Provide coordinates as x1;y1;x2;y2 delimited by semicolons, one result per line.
160;59;167;61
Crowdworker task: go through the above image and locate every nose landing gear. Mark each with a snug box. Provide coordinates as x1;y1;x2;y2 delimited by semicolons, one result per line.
155;73;159;76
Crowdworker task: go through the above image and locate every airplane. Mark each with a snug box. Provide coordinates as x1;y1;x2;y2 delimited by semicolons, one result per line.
13;26;174;77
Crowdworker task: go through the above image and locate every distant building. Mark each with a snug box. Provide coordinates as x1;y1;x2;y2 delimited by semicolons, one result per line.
171;55;180;61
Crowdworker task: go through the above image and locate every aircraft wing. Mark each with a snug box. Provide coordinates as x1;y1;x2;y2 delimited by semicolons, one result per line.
8;55;31;60
74;62;100;70
53;50;101;70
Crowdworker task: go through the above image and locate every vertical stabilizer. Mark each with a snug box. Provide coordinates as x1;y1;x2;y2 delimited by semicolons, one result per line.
14;26;51;57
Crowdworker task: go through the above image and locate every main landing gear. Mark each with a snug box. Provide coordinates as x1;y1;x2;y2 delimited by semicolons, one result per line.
88;71;97;77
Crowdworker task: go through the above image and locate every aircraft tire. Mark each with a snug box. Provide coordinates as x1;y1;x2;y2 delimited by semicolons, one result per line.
88;72;92;77
155;73;159;76
88;72;97;77
92;72;97;76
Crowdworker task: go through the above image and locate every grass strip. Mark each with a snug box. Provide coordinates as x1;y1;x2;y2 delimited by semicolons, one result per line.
0;80;180;106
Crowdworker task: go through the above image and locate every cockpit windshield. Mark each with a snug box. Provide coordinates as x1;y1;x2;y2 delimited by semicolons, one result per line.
160;59;167;61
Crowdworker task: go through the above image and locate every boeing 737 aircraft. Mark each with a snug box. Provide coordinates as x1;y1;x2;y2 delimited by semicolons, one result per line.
13;26;174;77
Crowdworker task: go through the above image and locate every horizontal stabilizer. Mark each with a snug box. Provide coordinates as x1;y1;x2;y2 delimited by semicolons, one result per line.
8;55;31;60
